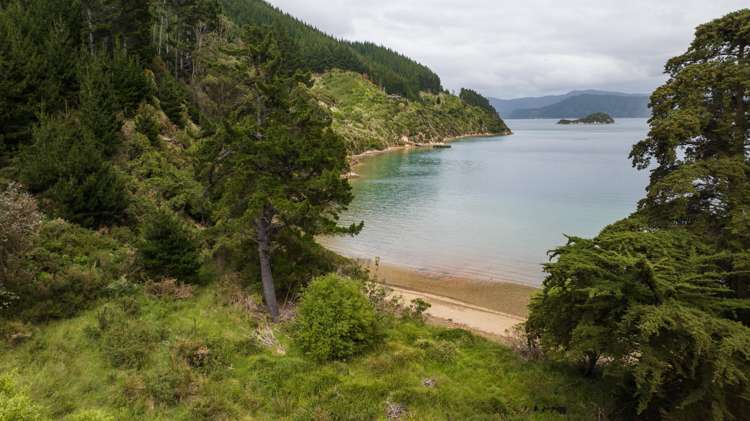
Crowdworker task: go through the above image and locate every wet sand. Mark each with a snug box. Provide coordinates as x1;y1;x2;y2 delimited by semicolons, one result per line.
368;261;536;319
388;285;526;339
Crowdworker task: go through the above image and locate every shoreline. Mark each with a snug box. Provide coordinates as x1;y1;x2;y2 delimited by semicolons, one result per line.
362;261;535;339
348;131;511;170
340;129;532;338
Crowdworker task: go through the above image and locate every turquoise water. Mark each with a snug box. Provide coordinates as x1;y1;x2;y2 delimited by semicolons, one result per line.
322;119;651;286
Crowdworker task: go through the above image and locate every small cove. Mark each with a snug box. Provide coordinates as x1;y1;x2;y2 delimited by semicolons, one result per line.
322;118;651;287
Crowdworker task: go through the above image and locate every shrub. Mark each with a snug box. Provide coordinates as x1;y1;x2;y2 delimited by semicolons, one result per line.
92;303;162;369
134;104;161;144
0;183;41;308
294;274;381;361
6;219;136;321
171;337;230;372
139;208;201;283
64;409;115;421
0;375;45;421
144;278;193;300
145;365;197;406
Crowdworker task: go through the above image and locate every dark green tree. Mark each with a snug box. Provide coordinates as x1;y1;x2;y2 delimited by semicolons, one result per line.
0;0;81;158
527;10;750;419
200;28;361;320
19;113;128;228
140;208;202;283
79;52;122;157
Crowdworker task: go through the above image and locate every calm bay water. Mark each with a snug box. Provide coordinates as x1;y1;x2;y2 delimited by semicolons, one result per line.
322;119;651;286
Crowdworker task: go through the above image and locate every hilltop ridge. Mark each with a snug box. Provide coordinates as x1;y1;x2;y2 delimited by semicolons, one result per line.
491;90;649;119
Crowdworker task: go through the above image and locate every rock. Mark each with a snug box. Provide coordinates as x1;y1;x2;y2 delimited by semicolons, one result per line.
385;401;407;420
422;378;437;388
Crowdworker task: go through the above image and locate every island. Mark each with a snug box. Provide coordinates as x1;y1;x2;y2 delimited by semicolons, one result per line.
557;112;615;125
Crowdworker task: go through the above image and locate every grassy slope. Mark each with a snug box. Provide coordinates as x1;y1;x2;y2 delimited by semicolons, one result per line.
1;283;610;420
312;70;511;155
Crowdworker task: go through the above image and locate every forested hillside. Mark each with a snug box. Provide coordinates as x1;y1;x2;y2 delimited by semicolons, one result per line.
0;1;527;419
313;71;510;154
218;0;442;99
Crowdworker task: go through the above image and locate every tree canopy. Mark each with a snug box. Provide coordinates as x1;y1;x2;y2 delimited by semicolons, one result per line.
527;9;750;420
198;28;362;320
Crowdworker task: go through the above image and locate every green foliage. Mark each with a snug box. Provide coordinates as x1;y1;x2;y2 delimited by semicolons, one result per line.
90;302;163;369
527;11;750;419
219;0;442;99
557;112;614;125
79;53;122;157
134;104;161;144
198;28;360;319
0;375;45;421
294;274;382;361
139;208;202;284
63;409;115;421
0;282;612;420
110;49;154;118
459;88;497;116
2;219;136;321
312;70;510;154
20;113;129;229
0;0;81;156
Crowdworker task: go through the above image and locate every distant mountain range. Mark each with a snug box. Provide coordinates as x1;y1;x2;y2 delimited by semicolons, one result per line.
490;90;650;119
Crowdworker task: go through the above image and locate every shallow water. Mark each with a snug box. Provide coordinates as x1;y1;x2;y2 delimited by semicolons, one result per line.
322;119;651;286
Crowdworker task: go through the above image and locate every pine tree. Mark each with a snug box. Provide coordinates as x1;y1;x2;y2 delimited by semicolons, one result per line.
140;208;202;283
199;28;361;320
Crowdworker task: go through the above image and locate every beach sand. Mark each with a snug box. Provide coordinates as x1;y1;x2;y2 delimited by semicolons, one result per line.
361;260;537;339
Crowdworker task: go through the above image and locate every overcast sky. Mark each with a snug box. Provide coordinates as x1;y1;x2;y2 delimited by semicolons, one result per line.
266;0;747;99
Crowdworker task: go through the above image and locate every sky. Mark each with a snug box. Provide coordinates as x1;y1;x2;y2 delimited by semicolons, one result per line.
266;0;747;99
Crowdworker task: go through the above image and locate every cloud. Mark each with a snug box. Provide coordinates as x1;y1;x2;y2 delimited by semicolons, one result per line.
267;0;748;98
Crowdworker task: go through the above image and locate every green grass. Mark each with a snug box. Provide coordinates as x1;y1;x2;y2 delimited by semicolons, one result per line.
312;70;510;155
1;284;610;420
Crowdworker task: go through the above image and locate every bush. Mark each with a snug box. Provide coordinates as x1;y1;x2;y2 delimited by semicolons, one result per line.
91;303;162;369
5;219;136;321
0;183;41;309
0;375;45;421
139;208;202;283
64;409;115;421
134;104;161;144
294;274;381;361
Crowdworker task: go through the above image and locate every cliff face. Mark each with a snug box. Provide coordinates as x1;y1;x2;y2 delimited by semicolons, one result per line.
312;70;511;154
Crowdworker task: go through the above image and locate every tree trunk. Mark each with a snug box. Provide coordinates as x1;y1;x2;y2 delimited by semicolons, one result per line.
736;43;747;156
583;352;599;377
255;215;280;321
87;8;95;55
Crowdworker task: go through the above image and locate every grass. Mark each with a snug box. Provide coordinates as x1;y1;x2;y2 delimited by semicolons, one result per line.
312;70;510;155
1;283;611;420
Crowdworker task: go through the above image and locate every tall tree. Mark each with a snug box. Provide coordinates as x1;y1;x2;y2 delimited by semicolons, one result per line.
527;9;750;420
199;28;361;320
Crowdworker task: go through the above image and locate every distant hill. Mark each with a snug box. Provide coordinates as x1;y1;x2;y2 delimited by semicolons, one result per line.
490;90;650;119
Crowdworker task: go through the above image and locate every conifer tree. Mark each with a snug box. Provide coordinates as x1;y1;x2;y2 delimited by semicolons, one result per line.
140;208;202;283
527;10;750;419
200;28;361;320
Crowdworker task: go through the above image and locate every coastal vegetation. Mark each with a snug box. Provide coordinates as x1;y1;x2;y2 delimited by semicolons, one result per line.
527;9;750;420
557;112;615;125
312;71;510;154
0;0;746;420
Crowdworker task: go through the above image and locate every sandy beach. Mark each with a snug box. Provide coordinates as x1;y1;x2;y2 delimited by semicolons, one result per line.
362;261;537;338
